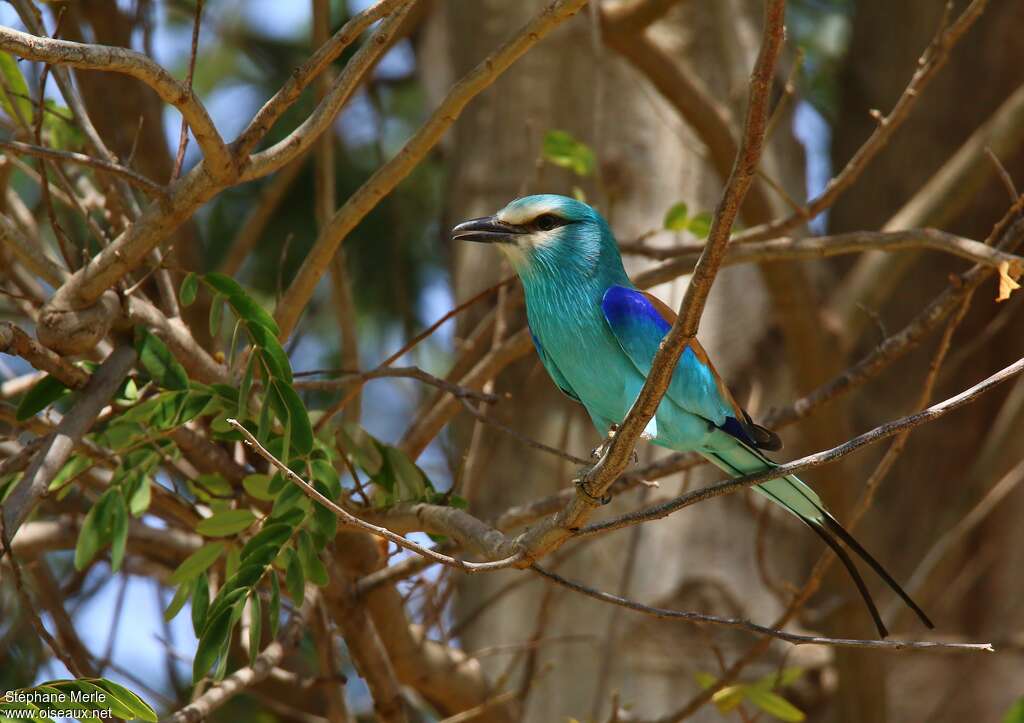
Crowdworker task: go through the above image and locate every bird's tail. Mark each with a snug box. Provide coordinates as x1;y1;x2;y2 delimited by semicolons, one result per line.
701;439;933;638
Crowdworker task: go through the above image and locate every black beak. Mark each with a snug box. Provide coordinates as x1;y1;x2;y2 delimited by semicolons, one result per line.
450;215;526;244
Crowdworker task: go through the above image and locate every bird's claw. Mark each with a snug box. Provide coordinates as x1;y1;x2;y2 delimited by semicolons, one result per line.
575;475;611;506
590;424;640;465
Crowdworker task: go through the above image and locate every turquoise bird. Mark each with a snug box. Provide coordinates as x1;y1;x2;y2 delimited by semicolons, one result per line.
452;194;932;638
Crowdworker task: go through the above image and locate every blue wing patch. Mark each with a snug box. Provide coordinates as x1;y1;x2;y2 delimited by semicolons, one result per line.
601;285;780;451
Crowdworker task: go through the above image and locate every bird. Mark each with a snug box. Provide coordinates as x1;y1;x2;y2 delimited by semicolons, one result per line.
452;193;933;639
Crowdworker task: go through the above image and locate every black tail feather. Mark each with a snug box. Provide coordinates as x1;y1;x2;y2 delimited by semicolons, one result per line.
805;520;889;638
821;515;935;631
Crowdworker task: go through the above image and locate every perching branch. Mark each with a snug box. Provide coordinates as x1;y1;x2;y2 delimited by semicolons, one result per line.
514;0;786;562
579;354;1024;537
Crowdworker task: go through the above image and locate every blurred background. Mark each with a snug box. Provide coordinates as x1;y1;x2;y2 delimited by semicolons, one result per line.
2;0;1024;721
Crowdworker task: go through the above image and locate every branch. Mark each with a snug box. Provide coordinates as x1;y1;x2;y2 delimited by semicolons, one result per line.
239;3;415;182
731;0;989;244
0;322;90;388
580;354;1024;537
626;228;1024;288
273;0;591;339
763;215;1024;429
227;419;524;573
0;25;233;182
159;601;311;723
0;212;67;287
230;0;416;160
0;139;166;196
531;565;992;652
293;366;500;404
1;344;138;539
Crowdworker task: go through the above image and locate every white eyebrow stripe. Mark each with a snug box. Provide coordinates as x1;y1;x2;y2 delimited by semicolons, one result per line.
497;201;563;225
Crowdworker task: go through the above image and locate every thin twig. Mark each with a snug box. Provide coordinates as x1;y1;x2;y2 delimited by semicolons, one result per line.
0;139;166;196
531;565;992;652
170;0;204;182
227;419;524;573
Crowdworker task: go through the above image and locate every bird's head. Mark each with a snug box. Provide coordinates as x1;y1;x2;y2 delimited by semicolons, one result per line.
450;194;625;284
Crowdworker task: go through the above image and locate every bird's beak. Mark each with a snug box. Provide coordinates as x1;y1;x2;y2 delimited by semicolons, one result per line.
450;216;526;244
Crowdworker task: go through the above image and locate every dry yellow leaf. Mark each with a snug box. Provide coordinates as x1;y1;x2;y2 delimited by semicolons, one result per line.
996;260;1021;302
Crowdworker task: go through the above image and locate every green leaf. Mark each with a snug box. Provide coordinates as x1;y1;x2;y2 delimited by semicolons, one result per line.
238;353;255;417
17;375;71;420
196;508;256;537
240;522;292;567
746;688;805;722
136;330;189;391
273;380;313;456
297;530;329;586
311;458;341;498
271;482;305;518
687;211;713;239
248;322;292;382
91;678;158;722
542;129;595;176
710;685;746;714
179;391;214;424
169;541;225;585
203;273;280;336
337;423;383;474
164;581;192;622
48;455;92;491
384;446;427;501
268;574;281;640
128;475;152;516
209;294;225;339
0;52;33;126
74;489;118;570
284;547;305;605
180;272;199;307
42;101;83;150
109;490;129;572
248;592;262;665
193;608;234;682
663;201;689;230
192;572;210;636
225;545;241;580
242;473;276;501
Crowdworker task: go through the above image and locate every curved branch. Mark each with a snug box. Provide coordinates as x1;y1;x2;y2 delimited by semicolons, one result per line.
0;25;233;181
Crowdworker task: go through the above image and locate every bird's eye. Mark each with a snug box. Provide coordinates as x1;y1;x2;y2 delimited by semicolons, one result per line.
534;214;561;231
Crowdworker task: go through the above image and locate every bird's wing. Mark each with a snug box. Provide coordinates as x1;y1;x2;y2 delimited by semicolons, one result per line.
529;328;582;403
600;284;781;451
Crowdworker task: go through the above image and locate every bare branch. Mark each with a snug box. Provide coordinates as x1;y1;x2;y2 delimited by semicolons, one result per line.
274;0;591;339
0;322;90;388
0;26;233;182
159;601;312;723
531;565;992;652
1;344;137;539
0;139;166;196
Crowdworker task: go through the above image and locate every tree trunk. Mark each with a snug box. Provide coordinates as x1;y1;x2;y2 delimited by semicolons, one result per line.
830;1;1024;721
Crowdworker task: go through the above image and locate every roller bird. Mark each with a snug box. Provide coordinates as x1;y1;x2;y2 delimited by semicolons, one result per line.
452;194;932;638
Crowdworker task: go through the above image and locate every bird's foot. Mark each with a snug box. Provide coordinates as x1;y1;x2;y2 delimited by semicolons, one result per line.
590;424;638;463
573;469;611;506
